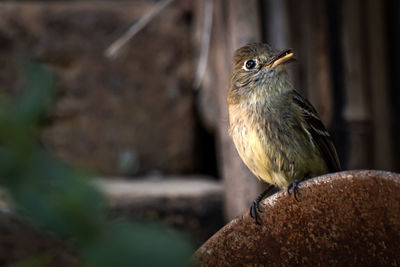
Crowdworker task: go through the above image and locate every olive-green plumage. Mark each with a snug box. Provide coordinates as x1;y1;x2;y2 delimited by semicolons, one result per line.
227;43;341;190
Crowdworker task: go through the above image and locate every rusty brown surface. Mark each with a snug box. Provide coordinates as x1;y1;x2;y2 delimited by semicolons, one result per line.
194;170;400;266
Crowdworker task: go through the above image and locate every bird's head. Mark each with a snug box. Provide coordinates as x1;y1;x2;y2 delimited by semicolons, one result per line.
227;43;295;104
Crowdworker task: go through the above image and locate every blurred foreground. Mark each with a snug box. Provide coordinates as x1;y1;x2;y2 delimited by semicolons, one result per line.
0;61;195;266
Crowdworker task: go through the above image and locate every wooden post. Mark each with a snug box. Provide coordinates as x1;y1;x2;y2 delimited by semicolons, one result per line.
305;0;333;127
286;0;333;126
365;0;395;170
260;0;290;50
341;0;373;169
211;0;263;220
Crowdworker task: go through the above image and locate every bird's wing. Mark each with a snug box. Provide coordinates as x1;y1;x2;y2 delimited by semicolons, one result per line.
292;90;341;172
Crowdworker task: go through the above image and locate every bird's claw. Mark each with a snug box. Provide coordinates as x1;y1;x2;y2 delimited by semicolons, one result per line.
249;185;277;225
249;201;261;225
287;180;301;201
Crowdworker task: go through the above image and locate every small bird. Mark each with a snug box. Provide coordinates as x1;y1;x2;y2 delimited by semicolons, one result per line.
227;43;341;224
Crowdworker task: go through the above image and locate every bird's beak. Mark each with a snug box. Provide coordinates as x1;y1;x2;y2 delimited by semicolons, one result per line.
264;49;295;69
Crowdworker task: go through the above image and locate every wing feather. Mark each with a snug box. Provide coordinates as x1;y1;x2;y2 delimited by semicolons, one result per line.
293;90;341;172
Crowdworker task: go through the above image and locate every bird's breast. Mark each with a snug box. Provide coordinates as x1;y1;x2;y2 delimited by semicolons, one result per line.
228;103;278;184
228;101;322;188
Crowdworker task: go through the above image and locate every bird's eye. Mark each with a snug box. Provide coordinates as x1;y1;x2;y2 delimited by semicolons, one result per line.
245;60;256;70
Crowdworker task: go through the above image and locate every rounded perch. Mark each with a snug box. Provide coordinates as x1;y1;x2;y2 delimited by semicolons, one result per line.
194;170;400;266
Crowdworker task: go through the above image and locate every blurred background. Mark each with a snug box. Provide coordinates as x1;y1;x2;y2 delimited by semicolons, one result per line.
0;0;399;260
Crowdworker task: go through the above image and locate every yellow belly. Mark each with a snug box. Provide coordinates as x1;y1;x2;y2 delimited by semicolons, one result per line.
228;103;328;189
230;124;291;188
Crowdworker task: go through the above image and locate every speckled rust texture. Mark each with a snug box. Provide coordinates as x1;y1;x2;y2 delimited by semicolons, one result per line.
194;170;400;266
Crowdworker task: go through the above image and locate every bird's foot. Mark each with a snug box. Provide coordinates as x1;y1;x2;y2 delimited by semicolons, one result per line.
249;185;276;225
249;200;262;225
287;180;301;201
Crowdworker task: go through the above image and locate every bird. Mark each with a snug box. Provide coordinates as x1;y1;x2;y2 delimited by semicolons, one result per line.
227;43;341;224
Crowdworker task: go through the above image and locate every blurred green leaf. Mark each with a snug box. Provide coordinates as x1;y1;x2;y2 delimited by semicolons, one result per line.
17;60;56;124
81;222;193;267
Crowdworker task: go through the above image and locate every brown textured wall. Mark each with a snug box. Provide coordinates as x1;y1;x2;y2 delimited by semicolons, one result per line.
0;2;197;176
